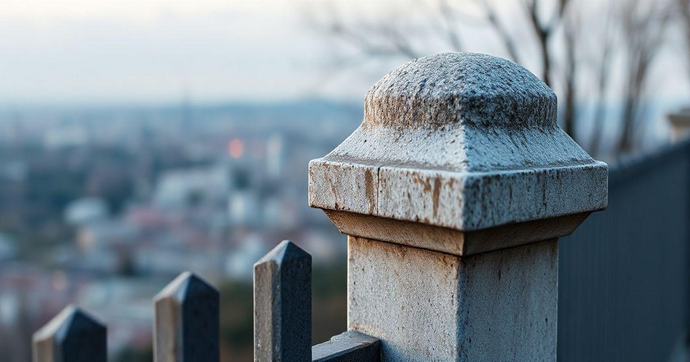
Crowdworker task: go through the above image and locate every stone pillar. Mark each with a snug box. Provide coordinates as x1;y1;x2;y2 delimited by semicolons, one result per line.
308;53;608;361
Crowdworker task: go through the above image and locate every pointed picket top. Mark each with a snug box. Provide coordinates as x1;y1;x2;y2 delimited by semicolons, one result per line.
256;239;311;267
154;271;217;303
254;240;312;361
33;305;106;362
154;271;219;362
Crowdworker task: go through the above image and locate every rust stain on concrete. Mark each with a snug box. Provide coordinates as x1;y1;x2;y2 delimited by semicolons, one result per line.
432;178;441;218
364;169;376;214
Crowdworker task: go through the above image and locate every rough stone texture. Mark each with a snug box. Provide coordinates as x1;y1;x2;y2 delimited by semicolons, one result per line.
348;236;557;361
312;331;381;361
363;53;555;129
325;210;587;256
33;305;107;362
308;52;608;254
254;240;312;362
308;52;607;361
154;272;219;362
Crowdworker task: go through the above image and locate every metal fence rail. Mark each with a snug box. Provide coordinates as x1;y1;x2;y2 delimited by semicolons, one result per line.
559;139;690;362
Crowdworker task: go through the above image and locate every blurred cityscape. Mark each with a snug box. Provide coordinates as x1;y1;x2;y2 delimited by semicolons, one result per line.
2;0;689;360
0;100;360;361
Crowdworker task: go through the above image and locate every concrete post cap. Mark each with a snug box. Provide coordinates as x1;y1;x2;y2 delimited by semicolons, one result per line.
309;53;607;250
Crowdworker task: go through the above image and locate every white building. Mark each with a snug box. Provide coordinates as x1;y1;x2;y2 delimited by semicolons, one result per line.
65;197;109;226
154;165;229;208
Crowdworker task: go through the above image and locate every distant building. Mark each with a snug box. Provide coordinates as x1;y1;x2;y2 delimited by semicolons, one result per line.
0;161;27;182
77;220;138;252
42;126;89;149
65;198;109;226
266;133;284;178
134;241;222;279
154;165;229;208
76;220;139;274
227;190;261;227
225;234;268;281
0;235;17;262
77;277;165;354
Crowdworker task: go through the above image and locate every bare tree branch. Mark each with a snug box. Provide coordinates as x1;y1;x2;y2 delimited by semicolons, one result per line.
308;0;677;156
588;8;616;157
561;4;579;141
616;0;673;154
547;0;570;33
313;1;427;60
437;0;464;51
519;0;570;86
476;0;522;63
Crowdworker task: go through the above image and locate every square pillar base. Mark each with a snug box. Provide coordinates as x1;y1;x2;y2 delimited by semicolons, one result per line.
347;236;558;361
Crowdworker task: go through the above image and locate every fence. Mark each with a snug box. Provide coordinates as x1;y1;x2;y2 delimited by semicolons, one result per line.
559;139;690;362
32;241;379;362
33;272;220;362
29;52;690;361
253;240;380;361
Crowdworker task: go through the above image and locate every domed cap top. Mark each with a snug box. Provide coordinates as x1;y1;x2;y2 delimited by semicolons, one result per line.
309;52;607;243
364;52;556;129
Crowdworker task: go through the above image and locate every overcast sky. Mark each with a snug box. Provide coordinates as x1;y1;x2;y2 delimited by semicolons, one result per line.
0;0;688;106
0;0;340;105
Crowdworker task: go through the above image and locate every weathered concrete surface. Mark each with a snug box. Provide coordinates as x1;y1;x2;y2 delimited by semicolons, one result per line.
308;52;606;361
254;240;312;362
33;305;107;362
325;209;588;256
312;331;380;361
154;271;219;362
348;236;557;361
308;52;608;254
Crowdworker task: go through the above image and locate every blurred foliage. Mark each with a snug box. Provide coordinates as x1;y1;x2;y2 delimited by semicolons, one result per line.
311;260;348;345
220;279;254;349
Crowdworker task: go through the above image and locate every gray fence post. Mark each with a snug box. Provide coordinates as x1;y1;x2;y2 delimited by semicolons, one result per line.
254;240;312;361
32;305;106;362
154;271;219;362
308;52;608;361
